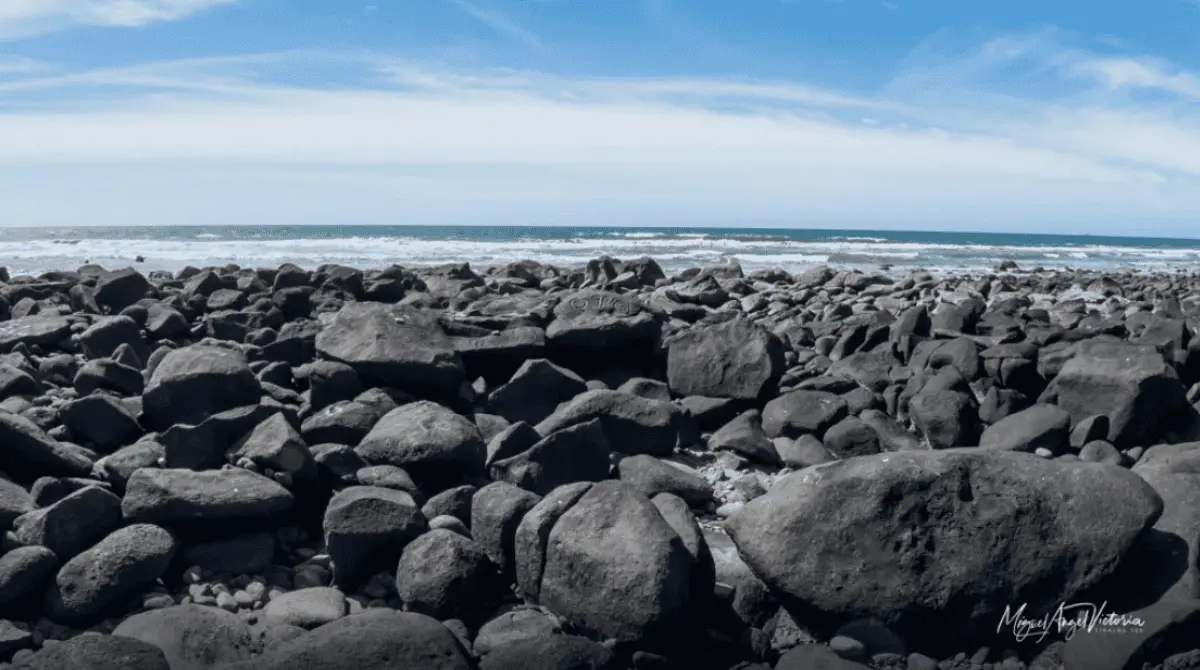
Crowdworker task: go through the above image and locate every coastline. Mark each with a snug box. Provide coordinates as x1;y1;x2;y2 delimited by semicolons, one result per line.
0;256;1197;669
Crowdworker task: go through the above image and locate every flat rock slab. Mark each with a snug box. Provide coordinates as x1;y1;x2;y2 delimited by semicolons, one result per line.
0;316;71;353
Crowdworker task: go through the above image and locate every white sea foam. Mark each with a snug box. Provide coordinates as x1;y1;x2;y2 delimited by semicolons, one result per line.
1;231;1199;278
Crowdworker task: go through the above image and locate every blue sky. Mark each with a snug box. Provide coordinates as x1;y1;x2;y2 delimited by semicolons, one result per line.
0;0;1199;234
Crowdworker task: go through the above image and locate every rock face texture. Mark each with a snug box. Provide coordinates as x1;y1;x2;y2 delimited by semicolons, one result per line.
726;449;1162;649
3;257;1200;668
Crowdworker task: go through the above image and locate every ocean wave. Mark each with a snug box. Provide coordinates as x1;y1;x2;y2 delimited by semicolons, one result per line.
3;233;1200;277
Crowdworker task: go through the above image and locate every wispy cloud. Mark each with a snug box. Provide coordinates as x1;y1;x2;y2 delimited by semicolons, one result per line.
0;55;50;73
0;0;237;39
0;32;1198;233
444;0;549;53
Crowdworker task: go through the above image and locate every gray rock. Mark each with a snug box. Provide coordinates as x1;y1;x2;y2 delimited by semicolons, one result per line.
121;468;294;524
1054;340;1187;448
727;449;1162;650
44;523;178;623
535;390;697;457
10;632;169;670
515;480;693;642
396;529;497;624
978;404;1071;454
141;346;262;431
490;420;612;496
264;587;348;629
244;610;472;670
666;317;785;401
323;486;426;588
113;604;256;670
356;401;485;482
13;485;123;561
315;302;465;400
762;390;848;439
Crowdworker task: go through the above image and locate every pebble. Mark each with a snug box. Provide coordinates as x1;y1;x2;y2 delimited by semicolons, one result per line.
830;635;867;661
216;592;239;612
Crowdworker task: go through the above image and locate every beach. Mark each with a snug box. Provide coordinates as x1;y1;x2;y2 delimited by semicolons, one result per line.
0;252;1197;669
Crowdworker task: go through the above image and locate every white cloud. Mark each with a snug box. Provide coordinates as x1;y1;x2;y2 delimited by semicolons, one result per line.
0;0;236;38
1076;57;1200;99
0;55;48;73
0;38;1198;234
444;0;549;53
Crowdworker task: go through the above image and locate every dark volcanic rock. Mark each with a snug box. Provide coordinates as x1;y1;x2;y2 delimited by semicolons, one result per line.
726;449;1162;651
0;316;72;353
44;523;178;623
762;390;848;439
315;302;465;400
60;394;143;452
395;528;498;624
112;604;256;669
490;419;611;496
0;546;58;615
10;632;169;670
978;403;1071;454
665;317;786;401
616;455;713;506
0;411;94;480
323;485;427;588
709;410;781;465
356;401;486;483
515;480;695;642
141;345;262;431
487;358;588;427
1054;340;1187;448
245;610;473;670
535;389;697;457
94;268;150;312
471;482;542;581
121;468;294;524
545;290;661;374
13;485;123;561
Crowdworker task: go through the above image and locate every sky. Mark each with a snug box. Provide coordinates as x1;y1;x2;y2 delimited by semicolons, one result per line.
0;1;1199;235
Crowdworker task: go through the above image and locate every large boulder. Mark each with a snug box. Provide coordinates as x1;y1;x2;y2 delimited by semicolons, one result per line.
244;610;473;670
323;486;427;588
515;480;695;642
141;346;262;431
94;268;150;312
0;315;72;354
356;401;486;483
665;317;786;401
395;529;498;624
762;390;848;440
1054;340;1188;448
489;420;612;496
535;390;697;457
978;403;1071;454
12;485;123;561
112;604;256;670
44;524;178;623
1127;443;1200;604
726;449;1162;651
487;359;588;427
10;632;169;670
545;290;661;374
0;411;94;480
121;468;294;525
315;303;465;400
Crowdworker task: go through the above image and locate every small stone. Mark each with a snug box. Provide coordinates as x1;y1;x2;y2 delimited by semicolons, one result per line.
194;593;217;606
273;471;293;487
142;594;175;610
907;652;938;670
234;590;255;608
183;565;204;584
716;502;744;517
217;591;238;612
1033;447;1053;458
830;635;867;660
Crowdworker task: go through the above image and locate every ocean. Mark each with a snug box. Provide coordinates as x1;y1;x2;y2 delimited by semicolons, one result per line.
2;225;1200;278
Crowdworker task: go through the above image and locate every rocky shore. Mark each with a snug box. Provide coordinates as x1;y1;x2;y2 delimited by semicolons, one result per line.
1;257;1199;669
